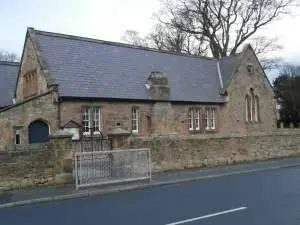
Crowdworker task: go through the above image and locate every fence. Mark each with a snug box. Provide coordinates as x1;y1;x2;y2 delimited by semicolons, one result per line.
81;136;112;152
74;148;151;189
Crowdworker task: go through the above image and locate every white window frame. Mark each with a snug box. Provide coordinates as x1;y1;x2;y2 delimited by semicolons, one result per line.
195;108;200;130
132;108;139;133
210;108;216;130
93;107;101;135
82;107;101;136
204;109;209;130
188;108;194;131
205;108;216;130
82;108;90;136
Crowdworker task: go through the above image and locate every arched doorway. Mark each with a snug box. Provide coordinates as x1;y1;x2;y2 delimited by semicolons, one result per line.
28;120;49;143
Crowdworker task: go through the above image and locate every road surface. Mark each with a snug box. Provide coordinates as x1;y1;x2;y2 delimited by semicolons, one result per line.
1;166;300;225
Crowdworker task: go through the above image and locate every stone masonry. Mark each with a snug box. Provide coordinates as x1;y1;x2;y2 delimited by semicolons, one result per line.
0;134;73;190
0;92;58;149
127;130;300;172
15;33;49;103
60;100;222;137
219;47;276;134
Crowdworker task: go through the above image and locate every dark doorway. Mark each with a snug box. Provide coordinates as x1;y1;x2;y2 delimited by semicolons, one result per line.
28;120;49;143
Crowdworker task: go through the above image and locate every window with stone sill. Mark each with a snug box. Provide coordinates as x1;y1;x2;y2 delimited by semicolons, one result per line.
245;88;260;123
188;108;200;131
82;107;101;136
205;108;216;130
132;107;139;133
14;127;22;145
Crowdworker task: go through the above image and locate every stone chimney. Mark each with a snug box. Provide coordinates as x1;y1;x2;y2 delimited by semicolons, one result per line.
146;72;170;100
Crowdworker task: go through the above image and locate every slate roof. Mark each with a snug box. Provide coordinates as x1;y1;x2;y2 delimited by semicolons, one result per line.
0;61;19;108
31;29;240;103
219;54;241;93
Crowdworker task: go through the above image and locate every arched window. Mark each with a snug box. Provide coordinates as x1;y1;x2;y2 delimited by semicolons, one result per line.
245;95;250;121
255;95;259;122
250;88;254;121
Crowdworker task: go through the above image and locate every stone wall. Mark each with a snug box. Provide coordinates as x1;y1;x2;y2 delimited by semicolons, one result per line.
124;130;300;172
0;92;57;148
0;134;73;190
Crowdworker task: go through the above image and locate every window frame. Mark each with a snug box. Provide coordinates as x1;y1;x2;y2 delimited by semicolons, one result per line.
188;108;194;131
188;108;201;132
205;108;217;131
132;107;139;133
82;107;101;136
194;108;200;131
254;95;259;122
210;108;216;130
245;95;249;122
14;127;22;145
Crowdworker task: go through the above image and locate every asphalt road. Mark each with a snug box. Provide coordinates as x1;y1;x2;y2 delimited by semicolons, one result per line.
1;166;300;225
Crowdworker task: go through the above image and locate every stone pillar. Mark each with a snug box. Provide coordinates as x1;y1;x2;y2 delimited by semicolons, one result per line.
107;127;131;149
49;131;73;184
151;102;175;135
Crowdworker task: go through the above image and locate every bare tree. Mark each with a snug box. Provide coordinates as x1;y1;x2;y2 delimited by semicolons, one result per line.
0;50;19;62
161;0;296;58
121;30;148;47
250;35;283;70
122;24;209;56
147;24;209;55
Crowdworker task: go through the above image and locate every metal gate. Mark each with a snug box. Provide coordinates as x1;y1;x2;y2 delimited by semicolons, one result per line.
74;148;151;189
81;129;112;152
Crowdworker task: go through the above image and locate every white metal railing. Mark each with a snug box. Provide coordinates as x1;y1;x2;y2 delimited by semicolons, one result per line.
74;148;151;189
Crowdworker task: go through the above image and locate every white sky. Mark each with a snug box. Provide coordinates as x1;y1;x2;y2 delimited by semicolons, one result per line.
0;0;299;69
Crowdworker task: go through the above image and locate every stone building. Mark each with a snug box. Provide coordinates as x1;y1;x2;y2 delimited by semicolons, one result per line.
0;28;276;148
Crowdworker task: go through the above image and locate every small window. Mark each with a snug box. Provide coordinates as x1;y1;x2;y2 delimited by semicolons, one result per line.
14;128;21;145
23;70;38;97
247;64;254;74
132;108;139;133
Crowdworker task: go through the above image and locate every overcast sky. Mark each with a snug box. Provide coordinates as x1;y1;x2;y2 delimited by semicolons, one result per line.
1;0;299;76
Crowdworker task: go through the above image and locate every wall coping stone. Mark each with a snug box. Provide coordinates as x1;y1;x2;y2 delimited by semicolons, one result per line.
129;129;300;141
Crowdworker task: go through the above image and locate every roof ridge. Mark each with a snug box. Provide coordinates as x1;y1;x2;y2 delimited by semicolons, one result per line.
32;28;215;61
0;61;20;66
